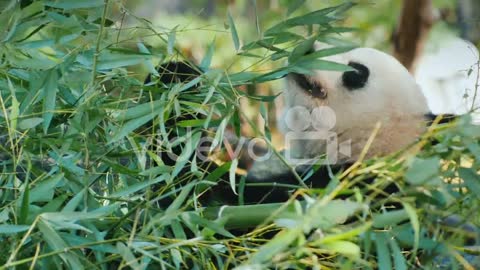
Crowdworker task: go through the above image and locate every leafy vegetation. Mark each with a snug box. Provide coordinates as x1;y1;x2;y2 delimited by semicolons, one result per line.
0;0;479;269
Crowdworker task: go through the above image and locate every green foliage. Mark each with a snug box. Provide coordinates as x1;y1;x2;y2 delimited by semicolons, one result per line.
0;0;479;269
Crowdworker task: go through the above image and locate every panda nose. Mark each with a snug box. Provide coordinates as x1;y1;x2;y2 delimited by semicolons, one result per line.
289;73;327;99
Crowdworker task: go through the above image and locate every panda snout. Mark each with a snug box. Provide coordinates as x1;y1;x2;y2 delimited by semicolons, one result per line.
288;73;327;99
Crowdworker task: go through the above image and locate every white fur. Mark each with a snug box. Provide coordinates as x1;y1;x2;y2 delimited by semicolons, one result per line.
282;45;430;163
415;38;480;124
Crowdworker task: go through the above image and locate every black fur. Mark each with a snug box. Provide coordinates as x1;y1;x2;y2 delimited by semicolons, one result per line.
342;62;370;90
424;113;457;125
145;61;201;87
289;73;327;99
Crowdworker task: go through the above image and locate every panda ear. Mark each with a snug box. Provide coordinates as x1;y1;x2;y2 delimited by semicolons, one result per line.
144;61;201;86
342;62;369;90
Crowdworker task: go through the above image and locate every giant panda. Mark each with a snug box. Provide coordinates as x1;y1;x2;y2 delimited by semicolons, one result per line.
243;43;454;204
144;46;453;206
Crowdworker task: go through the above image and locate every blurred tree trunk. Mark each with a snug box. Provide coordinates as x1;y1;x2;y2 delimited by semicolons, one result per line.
457;0;480;44
393;0;435;73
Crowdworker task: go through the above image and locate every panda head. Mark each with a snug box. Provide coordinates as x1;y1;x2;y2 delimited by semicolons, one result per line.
282;43;430;162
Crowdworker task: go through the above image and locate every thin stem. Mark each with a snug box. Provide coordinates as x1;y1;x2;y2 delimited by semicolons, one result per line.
90;0;110;86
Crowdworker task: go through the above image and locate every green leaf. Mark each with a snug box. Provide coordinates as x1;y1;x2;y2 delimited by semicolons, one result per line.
44;0;104;9
137;42;159;76
287;0;306;15
210;117;228;152
109;112;159;144
0;225;30;234
252;228;300;264
38;219;84;269
298;45;356;61
307;200;363;231
182;212;234;238
389;237;407;270
165;183;195;217
62;189;85;212
117;242;141;269
253;67;290;83
265;4;344;35
43;69;58;133
178;76;202;92
206;162;231;184
375;232;392;270
240;92;281;102
19;179;30;224
111;175;168;197
241;32;302;51
293;59;352;72
402;202;419;252
115;100;165;122
229;158;238;195
77;51;152;70
8;79;19;132
227;10;240;51
171;131;202;178
322;240;360;258
458;167;480;198
18;117;43;130
200;38;215;70
373;210;409;228
289;36;316;63
29;174;63;203
404;157;441;185
167;25;177;55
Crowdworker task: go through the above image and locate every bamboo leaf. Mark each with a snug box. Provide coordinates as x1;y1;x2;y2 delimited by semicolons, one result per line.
322;240;360;258
287;0;306;15
252;229;300;264
44;0;104;9
109;113;158;144
200;38;215;70
405;157;441;185
38;219;84;269
0;225;30;234
458;167;480;198
402;202;420;252
117;242;141;269
375;232;392;270
18;117;43;130
42;69;58;133
229;158;238;195
29;174;63;203
389;237;407;270
227;10;240;51
167;25;178;55
19;180;30;224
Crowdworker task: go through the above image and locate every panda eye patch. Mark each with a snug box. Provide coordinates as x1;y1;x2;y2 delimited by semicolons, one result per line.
342;62;369;90
290;73;327;99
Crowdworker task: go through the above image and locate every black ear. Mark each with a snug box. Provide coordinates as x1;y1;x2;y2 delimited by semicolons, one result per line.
144;61;201;86
342;62;369;90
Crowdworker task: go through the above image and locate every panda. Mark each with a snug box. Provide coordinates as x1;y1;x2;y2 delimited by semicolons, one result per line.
144;46;454;206
243;43;454;204
144;49;478;245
